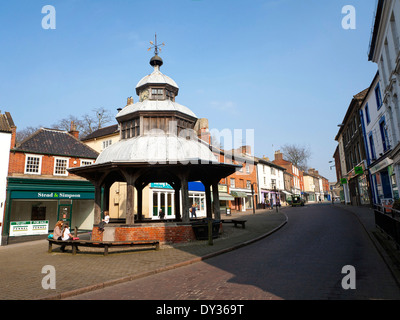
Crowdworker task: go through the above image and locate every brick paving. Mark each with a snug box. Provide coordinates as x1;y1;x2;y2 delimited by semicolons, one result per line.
0;208;287;300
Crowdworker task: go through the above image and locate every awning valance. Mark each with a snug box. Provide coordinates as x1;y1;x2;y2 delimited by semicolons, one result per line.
219;192;235;201
231;191;248;198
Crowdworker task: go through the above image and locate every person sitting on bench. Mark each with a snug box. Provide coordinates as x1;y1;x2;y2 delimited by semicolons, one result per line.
61;223;79;252
99;211;110;232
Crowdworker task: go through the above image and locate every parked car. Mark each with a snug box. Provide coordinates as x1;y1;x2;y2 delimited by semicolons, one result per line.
292;195;305;207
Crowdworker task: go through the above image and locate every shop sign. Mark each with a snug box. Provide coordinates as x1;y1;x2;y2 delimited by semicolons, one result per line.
218;185;228;193
354;166;364;175
10;220;49;237
11;191;94;200
369;158;393;175
150;183;173;189
340;178;348;185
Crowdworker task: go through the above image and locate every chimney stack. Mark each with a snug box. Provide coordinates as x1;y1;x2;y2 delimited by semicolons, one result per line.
127;97;134;106
69;121;79;139
274;150;283;161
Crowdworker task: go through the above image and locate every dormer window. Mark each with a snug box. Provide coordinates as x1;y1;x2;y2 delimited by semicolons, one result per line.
166;89;174;101
151;88;164;100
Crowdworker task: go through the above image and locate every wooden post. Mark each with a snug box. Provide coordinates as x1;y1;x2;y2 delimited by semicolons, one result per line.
174;187;181;220
204;182;213;245
212;182;221;221
94;184;102;225
137;186;143;222
181;175;190;223
126;180;135;225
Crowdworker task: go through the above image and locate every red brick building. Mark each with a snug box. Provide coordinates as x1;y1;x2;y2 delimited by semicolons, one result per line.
272;150;302;195
3;126;98;244
216;146;258;213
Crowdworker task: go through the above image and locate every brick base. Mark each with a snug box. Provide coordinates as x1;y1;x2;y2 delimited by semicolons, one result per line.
91;223;196;244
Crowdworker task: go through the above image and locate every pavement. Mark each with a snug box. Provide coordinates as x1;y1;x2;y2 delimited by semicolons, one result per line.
1;203;399;300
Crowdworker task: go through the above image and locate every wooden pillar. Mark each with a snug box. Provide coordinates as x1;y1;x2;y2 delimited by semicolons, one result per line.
126;178;136;225
181;175;190;223
137;186;143;221
204;182;212;219
94;183;102;225
212;182;221;220
174;187;181;220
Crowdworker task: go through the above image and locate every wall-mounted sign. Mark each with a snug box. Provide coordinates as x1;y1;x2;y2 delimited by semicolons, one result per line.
340;178;348;185
150;183;173;189
11;191;94;200
354;166;364;175
9;220;49;237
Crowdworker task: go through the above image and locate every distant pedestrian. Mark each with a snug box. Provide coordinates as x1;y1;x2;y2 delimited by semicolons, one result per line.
159;208;165;220
190;203;197;218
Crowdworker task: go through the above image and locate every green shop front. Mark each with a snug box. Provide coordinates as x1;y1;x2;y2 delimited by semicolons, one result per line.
2;177;95;245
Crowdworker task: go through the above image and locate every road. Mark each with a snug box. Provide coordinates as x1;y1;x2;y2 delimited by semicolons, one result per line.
68;204;400;300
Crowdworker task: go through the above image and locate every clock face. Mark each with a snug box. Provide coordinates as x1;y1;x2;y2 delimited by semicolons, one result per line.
140;89;149;102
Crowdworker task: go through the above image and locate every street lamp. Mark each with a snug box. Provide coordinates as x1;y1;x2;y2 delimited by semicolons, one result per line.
251;183;257;215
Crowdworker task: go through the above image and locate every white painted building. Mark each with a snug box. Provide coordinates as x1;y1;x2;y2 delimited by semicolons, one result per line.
369;0;400;197
0;112;15;246
256;157;286;205
359;72;398;203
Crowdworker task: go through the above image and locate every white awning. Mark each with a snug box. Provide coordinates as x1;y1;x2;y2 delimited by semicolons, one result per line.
219;192;235;201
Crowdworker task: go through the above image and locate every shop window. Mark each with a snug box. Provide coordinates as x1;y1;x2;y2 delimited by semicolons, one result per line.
25;155;42;175
54;158;69;176
32;205;46;221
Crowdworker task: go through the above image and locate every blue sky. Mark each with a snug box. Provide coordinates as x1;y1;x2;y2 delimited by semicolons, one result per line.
0;0;378;181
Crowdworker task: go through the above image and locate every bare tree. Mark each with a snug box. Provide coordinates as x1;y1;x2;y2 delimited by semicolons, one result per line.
52;115;84;132
281;144;311;172
15;126;42;144
81;107;114;138
52;107;114;138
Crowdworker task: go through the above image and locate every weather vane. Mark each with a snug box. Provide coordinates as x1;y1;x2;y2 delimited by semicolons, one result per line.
148;33;165;56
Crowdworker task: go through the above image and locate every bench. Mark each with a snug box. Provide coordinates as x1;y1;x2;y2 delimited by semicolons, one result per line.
47;239;160;256
222;219;247;229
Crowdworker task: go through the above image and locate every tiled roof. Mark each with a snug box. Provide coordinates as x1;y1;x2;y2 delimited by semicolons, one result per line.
15;128;99;159
81;124;119;141
0;112;15;133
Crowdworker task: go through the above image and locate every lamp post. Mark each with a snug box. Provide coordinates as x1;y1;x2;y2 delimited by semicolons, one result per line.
251;183;257;215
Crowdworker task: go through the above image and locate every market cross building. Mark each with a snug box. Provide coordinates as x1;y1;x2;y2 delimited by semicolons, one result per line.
69;51;239;243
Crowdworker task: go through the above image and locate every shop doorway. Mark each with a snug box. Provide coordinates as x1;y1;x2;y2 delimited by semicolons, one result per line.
380;170;393;199
58;204;72;226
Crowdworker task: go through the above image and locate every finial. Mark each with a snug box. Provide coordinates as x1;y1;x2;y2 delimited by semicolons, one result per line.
148;33;164;67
